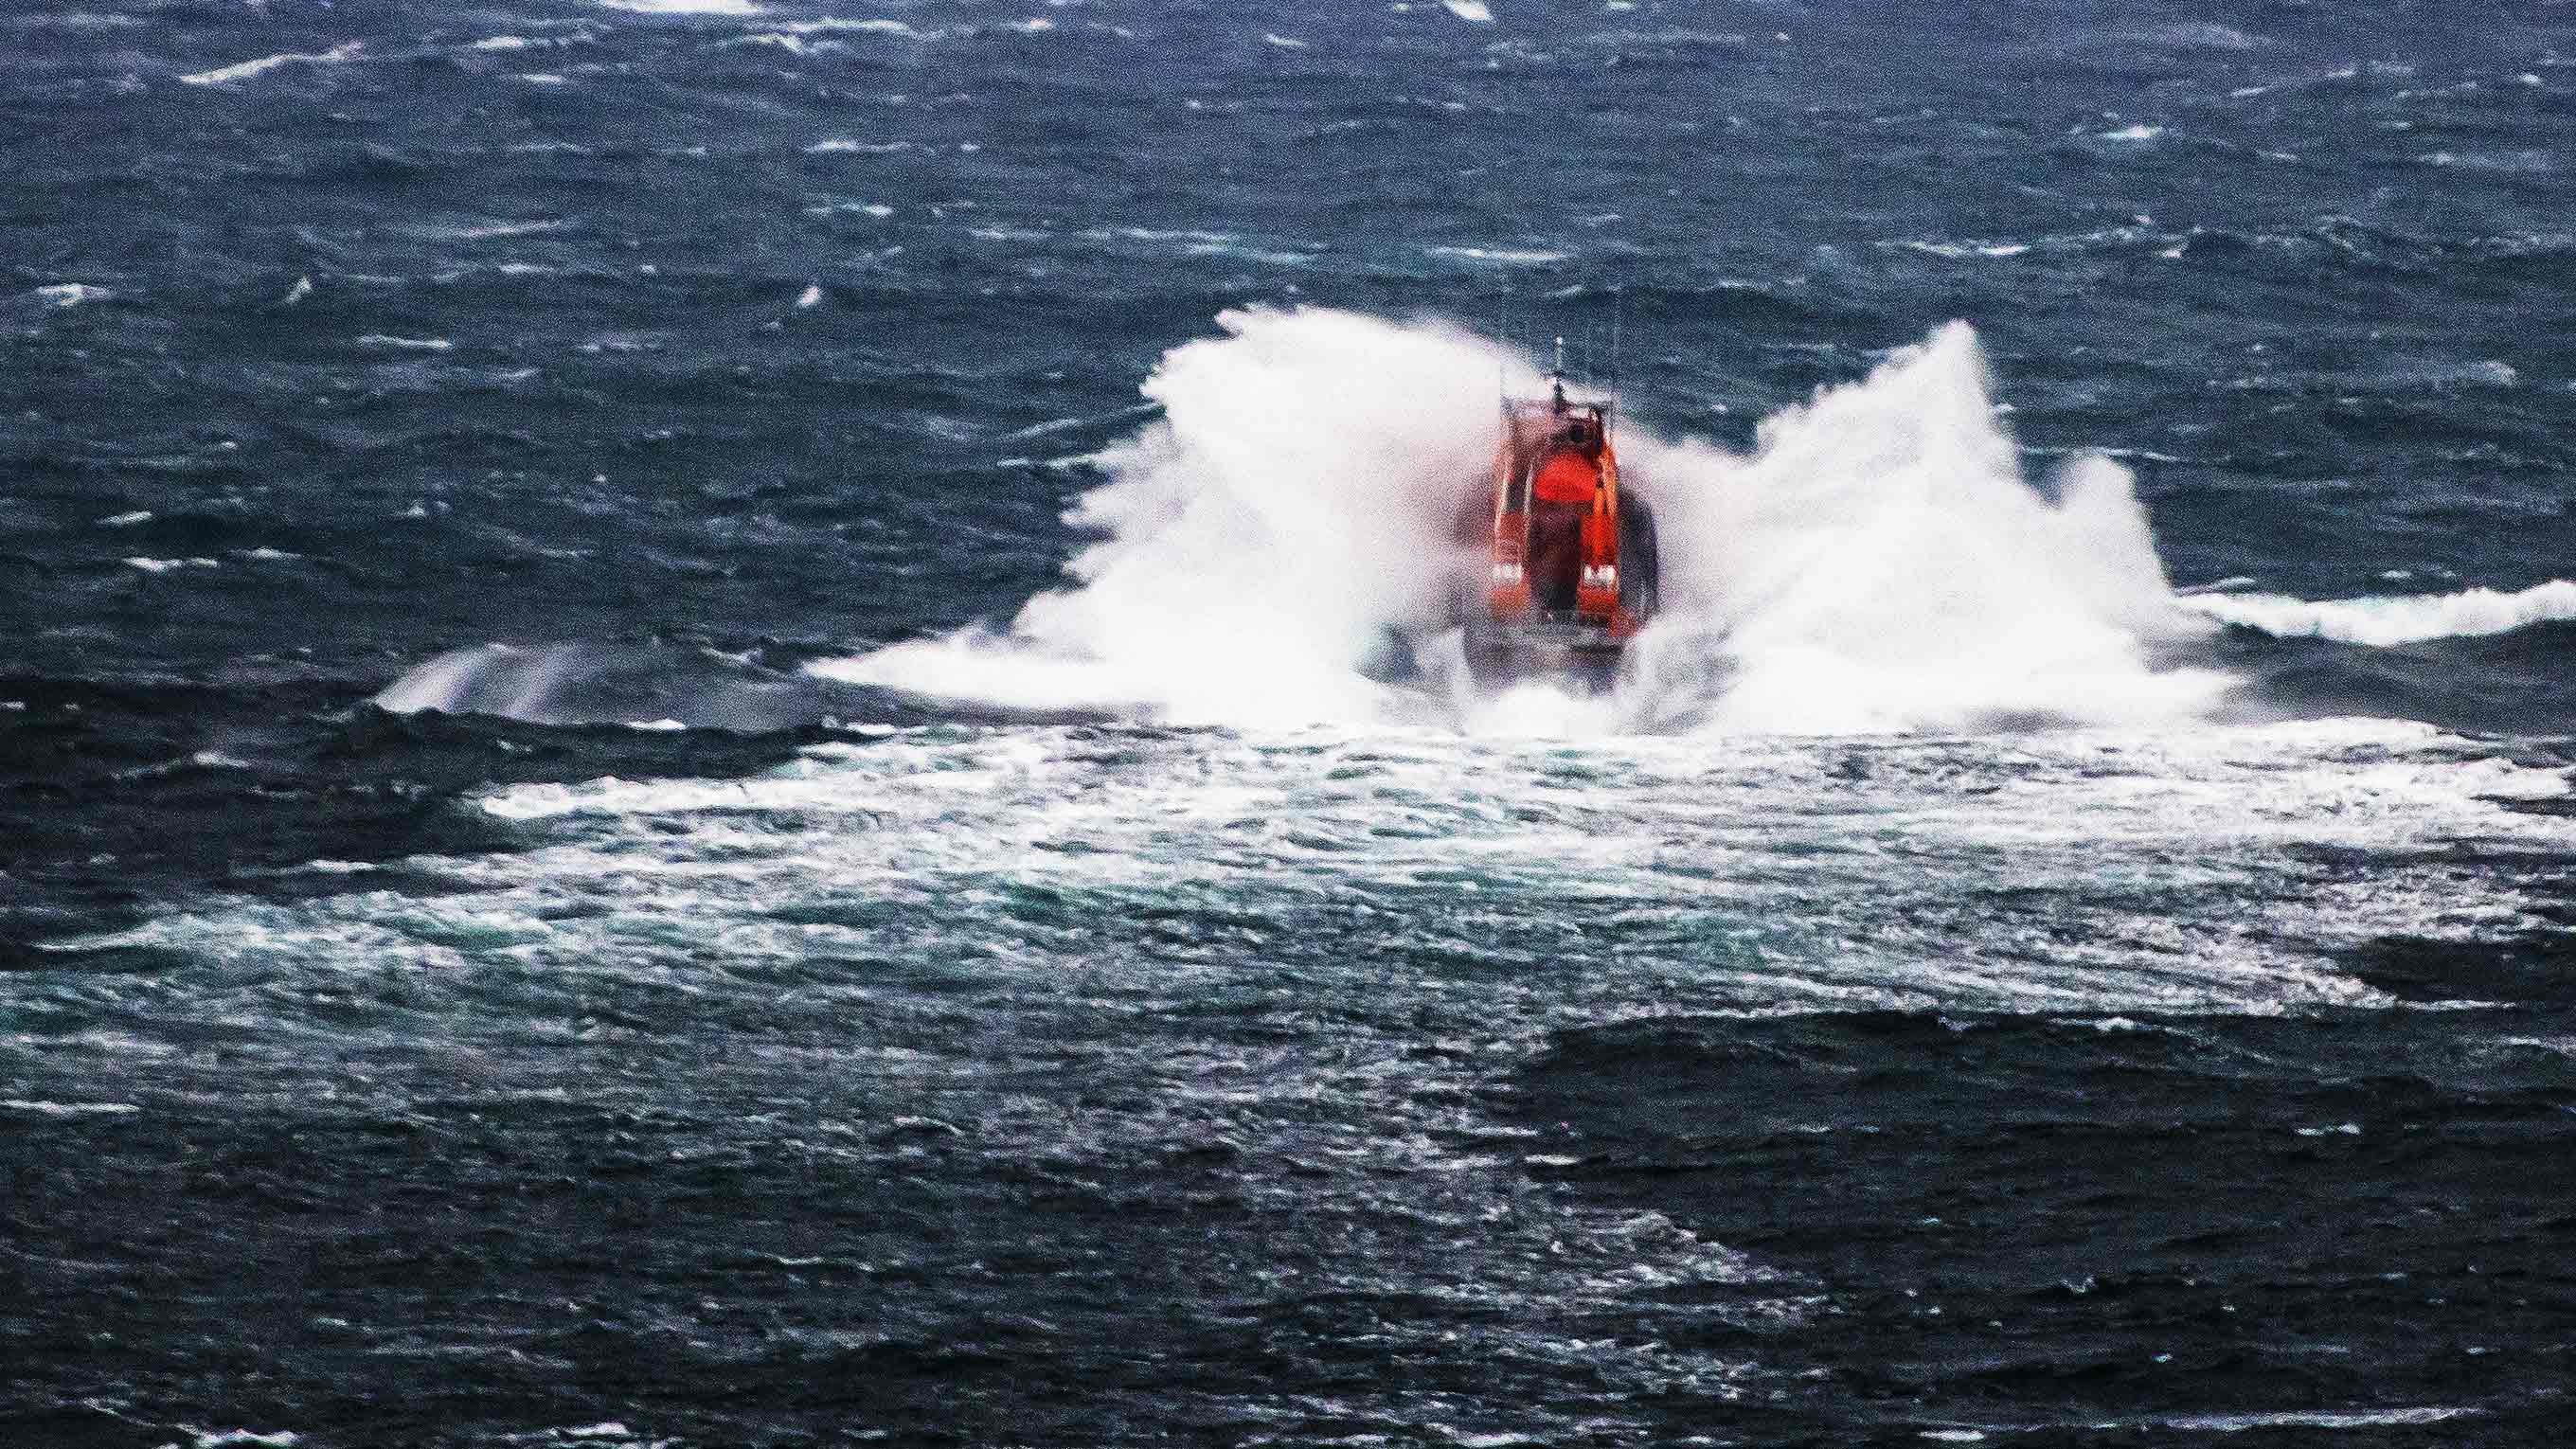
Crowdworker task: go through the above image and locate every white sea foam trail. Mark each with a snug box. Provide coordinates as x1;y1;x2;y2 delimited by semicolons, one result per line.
812;308;2235;734
2181;580;2576;647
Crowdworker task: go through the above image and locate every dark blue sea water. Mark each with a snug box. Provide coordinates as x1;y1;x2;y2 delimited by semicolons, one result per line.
7;2;2576;1445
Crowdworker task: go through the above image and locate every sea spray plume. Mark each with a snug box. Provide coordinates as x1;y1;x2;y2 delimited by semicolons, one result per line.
816;307;1517;724
1620;322;2231;734
818;312;2236;734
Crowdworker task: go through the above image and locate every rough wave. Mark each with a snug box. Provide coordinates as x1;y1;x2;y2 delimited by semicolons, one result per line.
813;308;2233;735
2183;579;2576;648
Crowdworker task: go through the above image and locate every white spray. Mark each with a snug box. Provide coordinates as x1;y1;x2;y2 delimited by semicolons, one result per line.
814;308;2240;735
815;307;1529;726
1621;321;2230;733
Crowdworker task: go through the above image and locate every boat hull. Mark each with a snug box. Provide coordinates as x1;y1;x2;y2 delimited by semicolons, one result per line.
1460;616;1629;692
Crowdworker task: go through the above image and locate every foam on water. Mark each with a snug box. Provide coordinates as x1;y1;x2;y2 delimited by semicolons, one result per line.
82;716;2569;1029
813;310;2230;735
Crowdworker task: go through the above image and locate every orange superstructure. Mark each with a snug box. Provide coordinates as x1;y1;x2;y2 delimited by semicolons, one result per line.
1462;378;1657;689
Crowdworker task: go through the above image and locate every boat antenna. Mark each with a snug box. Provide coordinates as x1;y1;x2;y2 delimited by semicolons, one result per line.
1550;334;1566;409
1609;285;1623;395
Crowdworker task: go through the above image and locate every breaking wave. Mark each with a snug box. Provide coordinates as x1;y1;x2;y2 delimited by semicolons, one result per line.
2183;579;2576;648
813;308;2233;735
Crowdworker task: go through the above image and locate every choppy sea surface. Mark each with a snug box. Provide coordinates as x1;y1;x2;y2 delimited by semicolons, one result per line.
6;2;2575;1445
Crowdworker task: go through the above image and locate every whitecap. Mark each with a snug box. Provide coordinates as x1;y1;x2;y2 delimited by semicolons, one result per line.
2182;579;2576;647
1897;240;2029;259
180;42;362;85
599;0;760;13
2419;149;2552;173
15;12;145;28
33;282;109;307
796;283;824;308
437;218;571;241
778;18;927;39
123;556;219;574
97;510;152;528
2132;22;2259;50
2441;359;2517;386
1263;32;1309;49
356;334;455;351
1425;244;1569;264
805;138;909;153
1099;225;1236;246
2099;122;2164;141
2;1099;142;1117
518;72;569;84
2159;1408;2473;1432
1443;0;1494;21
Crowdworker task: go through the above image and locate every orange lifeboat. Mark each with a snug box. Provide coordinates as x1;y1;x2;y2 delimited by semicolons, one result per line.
1460;380;1658;689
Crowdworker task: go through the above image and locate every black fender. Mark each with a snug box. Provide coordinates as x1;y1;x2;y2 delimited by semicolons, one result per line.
1617;491;1659;619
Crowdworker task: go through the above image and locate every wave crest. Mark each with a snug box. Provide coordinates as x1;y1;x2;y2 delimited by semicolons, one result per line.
2184;579;2576;647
